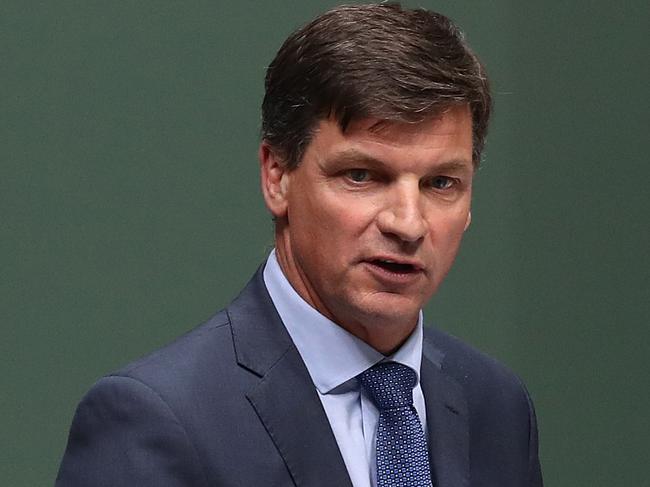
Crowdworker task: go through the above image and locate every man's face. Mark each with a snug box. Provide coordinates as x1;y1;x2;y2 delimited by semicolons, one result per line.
261;105;474;352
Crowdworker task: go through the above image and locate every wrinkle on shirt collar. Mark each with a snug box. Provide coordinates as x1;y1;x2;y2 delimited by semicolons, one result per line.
263;249;424;395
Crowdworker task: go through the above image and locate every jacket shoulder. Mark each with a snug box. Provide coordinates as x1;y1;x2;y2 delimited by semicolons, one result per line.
114;309;232;383
423;325;531;402
423;326;543;485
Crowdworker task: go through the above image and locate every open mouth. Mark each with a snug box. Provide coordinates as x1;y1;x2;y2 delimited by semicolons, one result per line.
369;259;418;274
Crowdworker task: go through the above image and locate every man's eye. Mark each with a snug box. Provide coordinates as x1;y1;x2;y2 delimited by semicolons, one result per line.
346;169;371;183
427;176;455;190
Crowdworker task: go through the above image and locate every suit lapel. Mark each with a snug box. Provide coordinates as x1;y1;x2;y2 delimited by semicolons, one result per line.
228;270;353;487
421;338;470;487
246;348;353;487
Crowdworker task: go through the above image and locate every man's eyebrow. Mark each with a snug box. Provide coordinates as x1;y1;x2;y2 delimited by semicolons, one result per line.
430;159;475;173
322;149;386;168
323;149;474;173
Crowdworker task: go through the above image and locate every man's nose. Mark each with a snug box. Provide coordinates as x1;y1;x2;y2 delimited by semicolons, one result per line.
375;182;427;243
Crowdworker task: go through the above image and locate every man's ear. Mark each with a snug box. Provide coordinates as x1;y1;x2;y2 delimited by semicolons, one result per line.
464;210;472;231
259;142;289;218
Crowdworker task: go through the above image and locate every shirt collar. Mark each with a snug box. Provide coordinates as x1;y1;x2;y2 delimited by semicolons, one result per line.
263;249;423;394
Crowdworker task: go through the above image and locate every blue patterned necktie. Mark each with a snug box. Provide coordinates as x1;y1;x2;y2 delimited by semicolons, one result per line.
360;362;432;487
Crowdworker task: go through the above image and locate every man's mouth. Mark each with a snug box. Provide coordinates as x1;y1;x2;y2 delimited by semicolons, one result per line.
366;258;422;274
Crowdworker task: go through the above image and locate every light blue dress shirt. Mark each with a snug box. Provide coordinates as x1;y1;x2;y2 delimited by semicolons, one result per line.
263;250;427;487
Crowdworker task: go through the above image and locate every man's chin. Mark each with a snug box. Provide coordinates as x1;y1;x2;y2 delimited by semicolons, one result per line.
354;292;422;327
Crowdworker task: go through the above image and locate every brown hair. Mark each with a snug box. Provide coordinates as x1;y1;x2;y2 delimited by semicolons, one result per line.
262;3;491;168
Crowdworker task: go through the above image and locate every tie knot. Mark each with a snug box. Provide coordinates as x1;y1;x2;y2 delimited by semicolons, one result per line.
359;362;417;410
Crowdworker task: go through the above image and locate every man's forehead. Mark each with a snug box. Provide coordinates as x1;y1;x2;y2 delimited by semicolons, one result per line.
311;106;473;155
303;112;474;176
319;105;470;139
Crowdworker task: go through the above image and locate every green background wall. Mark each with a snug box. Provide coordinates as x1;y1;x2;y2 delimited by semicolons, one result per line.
2;1;647;485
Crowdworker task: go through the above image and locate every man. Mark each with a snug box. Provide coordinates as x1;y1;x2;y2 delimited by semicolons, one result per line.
57;4;542;486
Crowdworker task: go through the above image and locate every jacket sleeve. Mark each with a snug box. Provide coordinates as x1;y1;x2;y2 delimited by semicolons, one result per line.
55;375;208;487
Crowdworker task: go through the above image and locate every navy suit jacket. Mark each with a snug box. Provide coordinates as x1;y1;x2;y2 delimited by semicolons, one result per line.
56;269;543;486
